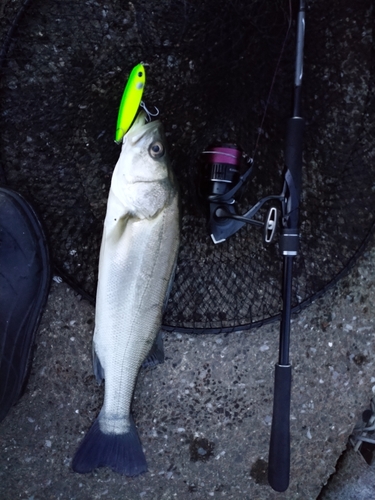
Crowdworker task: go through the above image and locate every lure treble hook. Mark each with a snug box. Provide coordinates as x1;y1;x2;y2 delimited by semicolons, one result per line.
140;101;159;122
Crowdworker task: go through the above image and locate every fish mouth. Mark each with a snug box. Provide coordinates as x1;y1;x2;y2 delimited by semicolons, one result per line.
127;111;162;144
129;110;148;133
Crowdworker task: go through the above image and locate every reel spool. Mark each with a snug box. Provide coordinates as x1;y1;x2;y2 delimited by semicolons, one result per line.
201;144;244;244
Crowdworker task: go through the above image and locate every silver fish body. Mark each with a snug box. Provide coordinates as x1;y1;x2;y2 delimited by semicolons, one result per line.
72;111;179;476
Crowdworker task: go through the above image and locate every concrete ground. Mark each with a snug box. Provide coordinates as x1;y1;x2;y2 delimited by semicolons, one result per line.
1;238;375;499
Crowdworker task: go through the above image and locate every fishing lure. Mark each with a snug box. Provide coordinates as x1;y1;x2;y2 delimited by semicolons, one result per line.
115;63;146;143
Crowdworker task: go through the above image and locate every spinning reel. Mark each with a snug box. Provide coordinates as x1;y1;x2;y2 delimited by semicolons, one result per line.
201;144;285;248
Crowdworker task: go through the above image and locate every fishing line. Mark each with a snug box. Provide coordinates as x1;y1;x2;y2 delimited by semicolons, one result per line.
0;0;34;185
252;0;293;159
0;0;33;69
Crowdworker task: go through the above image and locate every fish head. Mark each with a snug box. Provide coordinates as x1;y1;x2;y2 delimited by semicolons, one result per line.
110;111;176;219
118;111;170;185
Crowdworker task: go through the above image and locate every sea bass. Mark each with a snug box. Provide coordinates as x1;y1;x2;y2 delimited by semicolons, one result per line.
72;111;179;476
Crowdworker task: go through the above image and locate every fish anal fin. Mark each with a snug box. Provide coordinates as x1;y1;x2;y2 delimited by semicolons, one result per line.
142;330;164;369
92;344;105;384
72;414;147;476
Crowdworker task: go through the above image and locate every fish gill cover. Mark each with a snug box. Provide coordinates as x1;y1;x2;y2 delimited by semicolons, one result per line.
0;0;374;332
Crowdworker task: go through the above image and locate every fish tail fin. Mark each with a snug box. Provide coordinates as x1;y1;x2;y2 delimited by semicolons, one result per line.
72;415;147;476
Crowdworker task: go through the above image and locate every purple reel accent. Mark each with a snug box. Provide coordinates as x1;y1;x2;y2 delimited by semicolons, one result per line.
204;146;242;166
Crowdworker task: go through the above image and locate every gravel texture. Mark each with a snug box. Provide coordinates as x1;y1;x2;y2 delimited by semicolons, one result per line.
1;0;374;332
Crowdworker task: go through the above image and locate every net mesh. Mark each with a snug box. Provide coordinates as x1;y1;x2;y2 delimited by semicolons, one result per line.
1;0;374;332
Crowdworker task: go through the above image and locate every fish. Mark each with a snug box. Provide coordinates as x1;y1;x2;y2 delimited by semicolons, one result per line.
72;110;180;476
115;63;146;143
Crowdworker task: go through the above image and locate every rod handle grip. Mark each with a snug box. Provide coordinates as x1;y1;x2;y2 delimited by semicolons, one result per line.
268;363;292;492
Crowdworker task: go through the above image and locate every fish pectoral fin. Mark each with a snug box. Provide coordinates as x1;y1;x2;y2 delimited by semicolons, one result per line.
92;344;105;384
163;256;178;313
142;330;164;369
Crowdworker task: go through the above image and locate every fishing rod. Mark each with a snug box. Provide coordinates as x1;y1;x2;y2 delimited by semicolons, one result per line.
200;0;306;491
268;0;305;491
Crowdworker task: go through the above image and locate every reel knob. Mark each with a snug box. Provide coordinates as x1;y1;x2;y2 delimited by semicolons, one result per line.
264;206;278;244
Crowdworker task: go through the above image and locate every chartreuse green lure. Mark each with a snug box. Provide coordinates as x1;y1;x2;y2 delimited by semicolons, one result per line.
115;63;145;143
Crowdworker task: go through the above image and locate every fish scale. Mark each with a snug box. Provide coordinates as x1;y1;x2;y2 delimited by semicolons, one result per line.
97;210;176;433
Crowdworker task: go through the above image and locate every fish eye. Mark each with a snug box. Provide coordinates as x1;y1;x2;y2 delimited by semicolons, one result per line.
149;141;165;159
